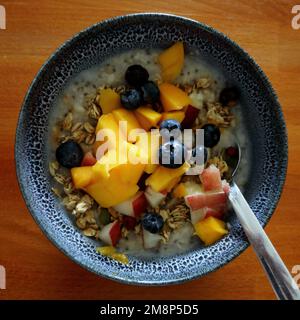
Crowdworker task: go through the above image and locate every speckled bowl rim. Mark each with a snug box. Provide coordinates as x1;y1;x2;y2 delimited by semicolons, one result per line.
15;13;288;285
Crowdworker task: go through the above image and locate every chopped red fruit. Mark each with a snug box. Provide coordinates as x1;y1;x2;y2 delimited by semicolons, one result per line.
185;191;227;211
200;164;222;192
113;191;148;218
226;146;238;158
81;152;97;166
98;220;121;247
181;105;199;129
122;216;137;230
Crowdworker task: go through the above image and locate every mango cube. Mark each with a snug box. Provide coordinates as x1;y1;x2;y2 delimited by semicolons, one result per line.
112;108;142;142
95;113;126;153
159;83;192;112
145;162;190;192
84;170;139;208
158;42;184;81
71;166;94;189
134;106;162;131
194;216;228;245
97;88;122;114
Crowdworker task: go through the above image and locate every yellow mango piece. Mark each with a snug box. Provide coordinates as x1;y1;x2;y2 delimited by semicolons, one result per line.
71;166;94;189
165;176;181;192
158;42;184;82
173;181;203;198
97;88;122;114
144;163;158;174
112;108;142;142
159;83;192;112
96;246;129;264
134;106;162;131
145;162;190;192
160;111;185;123
173;183;186;198
194;216;228;246
112;162;145;185
94;143;146;185
95;113;126;154
135;131;160;167
85;171;139;207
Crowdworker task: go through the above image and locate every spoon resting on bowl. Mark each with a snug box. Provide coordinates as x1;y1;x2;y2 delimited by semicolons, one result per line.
227;143;300;300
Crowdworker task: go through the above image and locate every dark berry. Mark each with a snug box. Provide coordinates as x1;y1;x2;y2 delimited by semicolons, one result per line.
120;89;143;110
142;212;164;234
122;216;137;230
192;145;208;164
159;140;187;169
140;81;160;104
125;64;149;87
56;140;83;168
226;146;238;158
202;124;221;148
219;87;240;106
159;119;181;140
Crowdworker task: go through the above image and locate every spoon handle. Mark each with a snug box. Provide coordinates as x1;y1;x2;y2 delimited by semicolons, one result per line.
229;182;300;300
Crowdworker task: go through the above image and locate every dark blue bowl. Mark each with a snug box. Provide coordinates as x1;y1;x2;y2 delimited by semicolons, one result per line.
15;13;287;285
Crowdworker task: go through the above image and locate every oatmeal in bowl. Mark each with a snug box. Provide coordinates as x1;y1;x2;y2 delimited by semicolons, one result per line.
16;14;287;284
49;42;250;262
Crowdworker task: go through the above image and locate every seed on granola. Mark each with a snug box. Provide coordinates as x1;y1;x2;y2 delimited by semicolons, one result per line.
54;173;67;185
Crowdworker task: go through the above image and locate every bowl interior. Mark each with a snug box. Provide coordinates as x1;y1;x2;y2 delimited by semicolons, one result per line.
15;13;287;285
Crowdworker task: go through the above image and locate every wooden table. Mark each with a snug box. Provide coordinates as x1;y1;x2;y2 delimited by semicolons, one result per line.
0;0;299;300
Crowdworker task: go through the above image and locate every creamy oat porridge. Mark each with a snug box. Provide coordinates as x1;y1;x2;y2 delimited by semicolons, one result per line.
48;42;250;262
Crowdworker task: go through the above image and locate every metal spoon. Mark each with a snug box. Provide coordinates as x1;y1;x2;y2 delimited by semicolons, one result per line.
227;143;300;300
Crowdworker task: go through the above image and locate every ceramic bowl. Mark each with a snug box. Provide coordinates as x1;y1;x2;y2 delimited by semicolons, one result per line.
15;13;287;285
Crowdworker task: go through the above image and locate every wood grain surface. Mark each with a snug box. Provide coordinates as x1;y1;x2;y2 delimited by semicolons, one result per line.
0;0;300;300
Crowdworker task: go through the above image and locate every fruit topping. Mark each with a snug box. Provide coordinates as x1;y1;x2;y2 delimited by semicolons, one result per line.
142;212;164;234
181;105;199;129
81;152;97;167
56;140;83;168
140;81;160;104
159;140;187;169
134;106;162;131
97;88;122;114
125;64;149;87
122;216;137;230
146;162;190;192
159;83;192;111
98;220;122;247
202;124;220;148
159;119;181;139
158;42;184;81
194;216;228;245
113;191;148;218
120;89;143;110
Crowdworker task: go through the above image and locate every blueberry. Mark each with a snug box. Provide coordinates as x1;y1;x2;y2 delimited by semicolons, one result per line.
140;81;160;104
56;140;83;168
219;87;239;106
142;212;164;234
192;145;208;164
159;119;181;140
120;89;143;110
159;140;187;169
202;124;221;148
125;64;149;87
